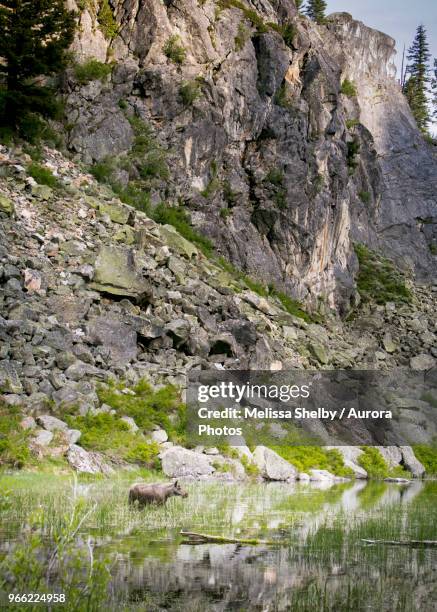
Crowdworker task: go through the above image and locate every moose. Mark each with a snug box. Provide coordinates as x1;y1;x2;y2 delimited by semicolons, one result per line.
128;480;188;507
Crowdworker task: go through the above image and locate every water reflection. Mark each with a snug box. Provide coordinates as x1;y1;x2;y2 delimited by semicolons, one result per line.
105;481;437;611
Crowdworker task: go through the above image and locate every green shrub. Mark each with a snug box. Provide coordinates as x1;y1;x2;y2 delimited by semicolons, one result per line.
98;0;119;39
346;118;360;129
220;207;231;219
347;137;360;170
179;80;201;106
268;21;295;47
340;78;357;97
0;406;31;468
164;35;187;64
89;157;115;184
274;83;292;109
273;446;354;478
27;162;59;188
413;445;437;475
234;21;250;51
354;243;412;305
358;190;371;204
74;59;112;85
66;412;160;466
129;115;169;180
153;203;214;257
271;289;314;323
97;379;185;435
358;447;388;479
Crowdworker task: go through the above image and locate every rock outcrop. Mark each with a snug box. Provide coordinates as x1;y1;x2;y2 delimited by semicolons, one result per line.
61;1;436;313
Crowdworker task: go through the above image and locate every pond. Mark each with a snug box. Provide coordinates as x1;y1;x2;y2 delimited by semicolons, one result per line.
0;473;436;611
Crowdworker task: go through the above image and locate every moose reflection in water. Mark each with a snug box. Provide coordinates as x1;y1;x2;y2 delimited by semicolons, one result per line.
128;480;188;507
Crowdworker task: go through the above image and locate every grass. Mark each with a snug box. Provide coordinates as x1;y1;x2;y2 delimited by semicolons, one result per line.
340;78;357;97
1;472;436;610
413;445;437;475
164;35;187;64
346;118;360;129
98;0;119;39
27;162;60;188
0;405;31;469
354;243;412;305
153;203;215;257
347;137;360;170
234;21;250;51
65;413;159;466
357;447;410;479
358;190;371;204
179;80;202;106
74;59;112;85
273;446;354;477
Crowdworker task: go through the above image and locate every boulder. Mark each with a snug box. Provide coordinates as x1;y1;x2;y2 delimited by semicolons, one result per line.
20;416;37;430
66;444;114;475
242;291;278;316
0;195;14;215
400;446;426;478
98;201;134;225
158;224;198;258
90;245;151;298
327;446;367;479
86;317;137;364
151;429;168;444
120;416;139;433
308;469;347;482
376;446;403;468
66;429;82;444
32;430;54;446
410;354;435;371
252;446;298;481
160;446;214;478
36;415;69;432
0;361;23;394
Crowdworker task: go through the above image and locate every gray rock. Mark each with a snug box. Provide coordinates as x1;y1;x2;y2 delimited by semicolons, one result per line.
252;446;298;481
120;416;139;433
66;444;114;475
90;245;151;298
160;446;214;478
32;429;54;446
151;428;168;444
36;415;69;432
400;446;426;478
66;429;82;444
86;317;137;364
20;416;36;430
410;354;435;371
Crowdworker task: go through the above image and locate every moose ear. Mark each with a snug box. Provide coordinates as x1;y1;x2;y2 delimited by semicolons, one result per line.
174;480;178;487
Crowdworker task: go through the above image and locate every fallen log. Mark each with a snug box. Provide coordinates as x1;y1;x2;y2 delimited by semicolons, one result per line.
361;539;437;548
180;530;276;546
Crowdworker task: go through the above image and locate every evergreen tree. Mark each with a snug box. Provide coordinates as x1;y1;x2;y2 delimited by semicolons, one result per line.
295;0;304;12
305;0;327;24
0;0;76;139
432;58;437;120
403;25;431;133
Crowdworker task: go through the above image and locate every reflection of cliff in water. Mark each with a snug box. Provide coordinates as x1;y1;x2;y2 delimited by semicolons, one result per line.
107;481;434;611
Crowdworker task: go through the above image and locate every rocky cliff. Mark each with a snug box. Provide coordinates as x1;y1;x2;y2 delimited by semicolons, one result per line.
63;1;436;314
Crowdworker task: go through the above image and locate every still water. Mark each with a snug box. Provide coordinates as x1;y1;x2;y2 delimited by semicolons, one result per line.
1;475;436;611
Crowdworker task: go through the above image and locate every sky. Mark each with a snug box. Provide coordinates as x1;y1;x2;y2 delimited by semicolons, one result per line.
326;0;437;79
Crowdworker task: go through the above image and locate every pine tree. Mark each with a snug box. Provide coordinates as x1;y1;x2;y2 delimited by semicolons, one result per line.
295;0;304;12
0;0;76;138
402;25;431;133
305;0;327;24
432;58;437;120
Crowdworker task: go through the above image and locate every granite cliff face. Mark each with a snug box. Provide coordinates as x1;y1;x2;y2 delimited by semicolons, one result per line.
63;1;437;314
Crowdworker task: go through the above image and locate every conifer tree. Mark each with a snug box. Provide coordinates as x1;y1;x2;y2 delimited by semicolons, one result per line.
305;0;327;24
295;0;304;12
403;25;431;133
0;0;76;138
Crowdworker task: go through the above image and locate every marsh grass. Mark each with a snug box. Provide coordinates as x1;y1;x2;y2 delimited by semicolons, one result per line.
1;474;436;611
